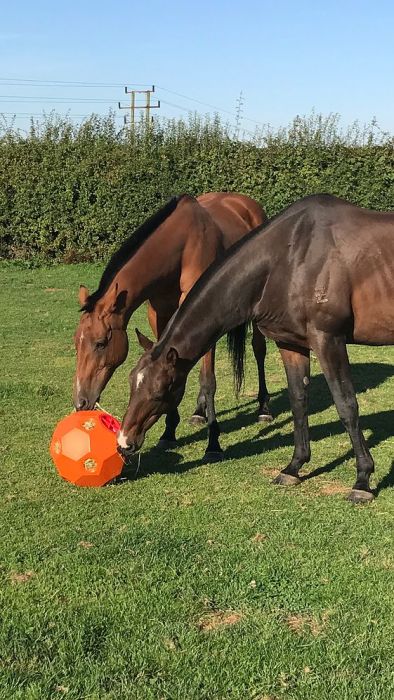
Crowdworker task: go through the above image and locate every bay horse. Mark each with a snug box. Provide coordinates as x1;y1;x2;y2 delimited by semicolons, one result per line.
73;192;270;462
118;194;394;503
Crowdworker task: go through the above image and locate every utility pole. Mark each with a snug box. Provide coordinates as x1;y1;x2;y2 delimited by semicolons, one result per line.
234;91;244;140
118;85;160;128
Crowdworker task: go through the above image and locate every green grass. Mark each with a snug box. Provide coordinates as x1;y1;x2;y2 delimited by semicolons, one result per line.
0;261;393;700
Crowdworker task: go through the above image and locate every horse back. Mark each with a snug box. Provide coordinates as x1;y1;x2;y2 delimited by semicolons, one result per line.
249;196;394;347
197;192;266;248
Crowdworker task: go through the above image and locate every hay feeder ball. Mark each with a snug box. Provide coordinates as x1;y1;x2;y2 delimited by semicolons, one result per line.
50;410;123;486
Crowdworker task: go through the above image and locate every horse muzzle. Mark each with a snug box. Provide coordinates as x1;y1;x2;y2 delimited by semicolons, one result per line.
117;442;139;462
73;392;100;411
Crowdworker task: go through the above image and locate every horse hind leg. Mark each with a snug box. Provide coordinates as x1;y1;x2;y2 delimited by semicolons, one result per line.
314;333;374;503
252;322;273;422
273;344;311;487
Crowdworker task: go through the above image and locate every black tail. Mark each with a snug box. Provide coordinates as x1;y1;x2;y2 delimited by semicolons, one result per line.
226;322;250;396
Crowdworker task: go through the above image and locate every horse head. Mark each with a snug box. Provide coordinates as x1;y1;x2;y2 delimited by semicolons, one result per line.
73;283;129;410
117;329;190;461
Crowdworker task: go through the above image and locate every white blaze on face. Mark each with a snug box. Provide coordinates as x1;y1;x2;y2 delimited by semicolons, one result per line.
76;377;81;396
136;370;145;389
79;331;84;346
117;429;129;449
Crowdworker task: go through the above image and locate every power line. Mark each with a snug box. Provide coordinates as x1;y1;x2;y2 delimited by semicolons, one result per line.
0;95;121;103
160;99;192;113
157;85;266;126
0;112;124;118
157;85;239;117
0;77;151;88
0;76;266;126
0;76;267;132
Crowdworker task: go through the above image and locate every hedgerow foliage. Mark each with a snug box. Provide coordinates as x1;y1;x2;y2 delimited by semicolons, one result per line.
0;111;393;261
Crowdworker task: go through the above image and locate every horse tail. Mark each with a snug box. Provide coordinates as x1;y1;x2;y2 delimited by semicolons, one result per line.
226;322;250;396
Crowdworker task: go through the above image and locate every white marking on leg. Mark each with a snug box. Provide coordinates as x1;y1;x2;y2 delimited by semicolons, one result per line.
136;370;145;389
117;429;129;449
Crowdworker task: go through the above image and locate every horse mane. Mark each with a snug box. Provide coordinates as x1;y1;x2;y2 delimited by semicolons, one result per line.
82;195;183;312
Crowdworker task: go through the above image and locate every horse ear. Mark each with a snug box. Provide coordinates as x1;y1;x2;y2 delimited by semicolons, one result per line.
135;328;154;351
102;283;127;315
79;285;89;306
166;347;179;366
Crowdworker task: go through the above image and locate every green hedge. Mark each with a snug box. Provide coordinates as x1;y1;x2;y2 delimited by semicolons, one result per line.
0;112;393;261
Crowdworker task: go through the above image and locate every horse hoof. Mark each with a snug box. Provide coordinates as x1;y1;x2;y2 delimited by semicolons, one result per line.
257;413;273;423
156;439;178;451
346;489;374;504
272;473;301;487
203;451;225;464
189;415;207;426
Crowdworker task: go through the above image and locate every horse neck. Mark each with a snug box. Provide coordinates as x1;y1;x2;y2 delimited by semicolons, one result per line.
103;197;204;327
158;231;271;364
108;227;182;326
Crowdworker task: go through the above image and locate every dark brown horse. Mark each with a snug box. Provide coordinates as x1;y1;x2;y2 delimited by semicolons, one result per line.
74;192;269;461
118;194;394;503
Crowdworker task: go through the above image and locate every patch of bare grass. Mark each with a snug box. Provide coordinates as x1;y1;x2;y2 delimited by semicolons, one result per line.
284;610;330;637
198;610;243;632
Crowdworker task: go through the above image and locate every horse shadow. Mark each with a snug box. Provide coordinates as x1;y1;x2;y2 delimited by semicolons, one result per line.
375;460;394;495
177;361;393;447
117;361;393;494
224;408;393;490
115;448;186;483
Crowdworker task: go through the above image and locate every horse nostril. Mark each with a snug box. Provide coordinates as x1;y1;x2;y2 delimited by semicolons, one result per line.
77;398;88;411
116;429;140;463
117;443;136;460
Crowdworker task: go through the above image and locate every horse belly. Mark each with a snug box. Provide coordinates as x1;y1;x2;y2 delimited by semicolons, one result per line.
352;279;394;344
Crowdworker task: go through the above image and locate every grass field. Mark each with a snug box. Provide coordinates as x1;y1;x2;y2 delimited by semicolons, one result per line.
0;261;393;700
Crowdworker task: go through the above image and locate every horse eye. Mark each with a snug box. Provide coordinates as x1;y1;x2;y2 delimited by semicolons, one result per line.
95;339;107;350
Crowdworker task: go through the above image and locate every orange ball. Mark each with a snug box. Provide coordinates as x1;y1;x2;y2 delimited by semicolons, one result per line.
50;410;123;487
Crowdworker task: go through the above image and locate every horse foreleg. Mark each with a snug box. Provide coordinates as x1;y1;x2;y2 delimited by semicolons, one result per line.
190;364;208;425
273;344;311;486
314;333;374;503
252;321;273;422
157;408;180;450
196;347;224;463
179;271;213;427
147;303;180;450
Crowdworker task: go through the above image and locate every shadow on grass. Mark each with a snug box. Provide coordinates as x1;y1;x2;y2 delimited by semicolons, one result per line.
117;448;185;483
375;460;394;495
177;361;393;447
118;362;393;494
222;407;392;471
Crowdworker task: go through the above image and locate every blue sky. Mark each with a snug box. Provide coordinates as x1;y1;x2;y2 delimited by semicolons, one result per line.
1;0;394;134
